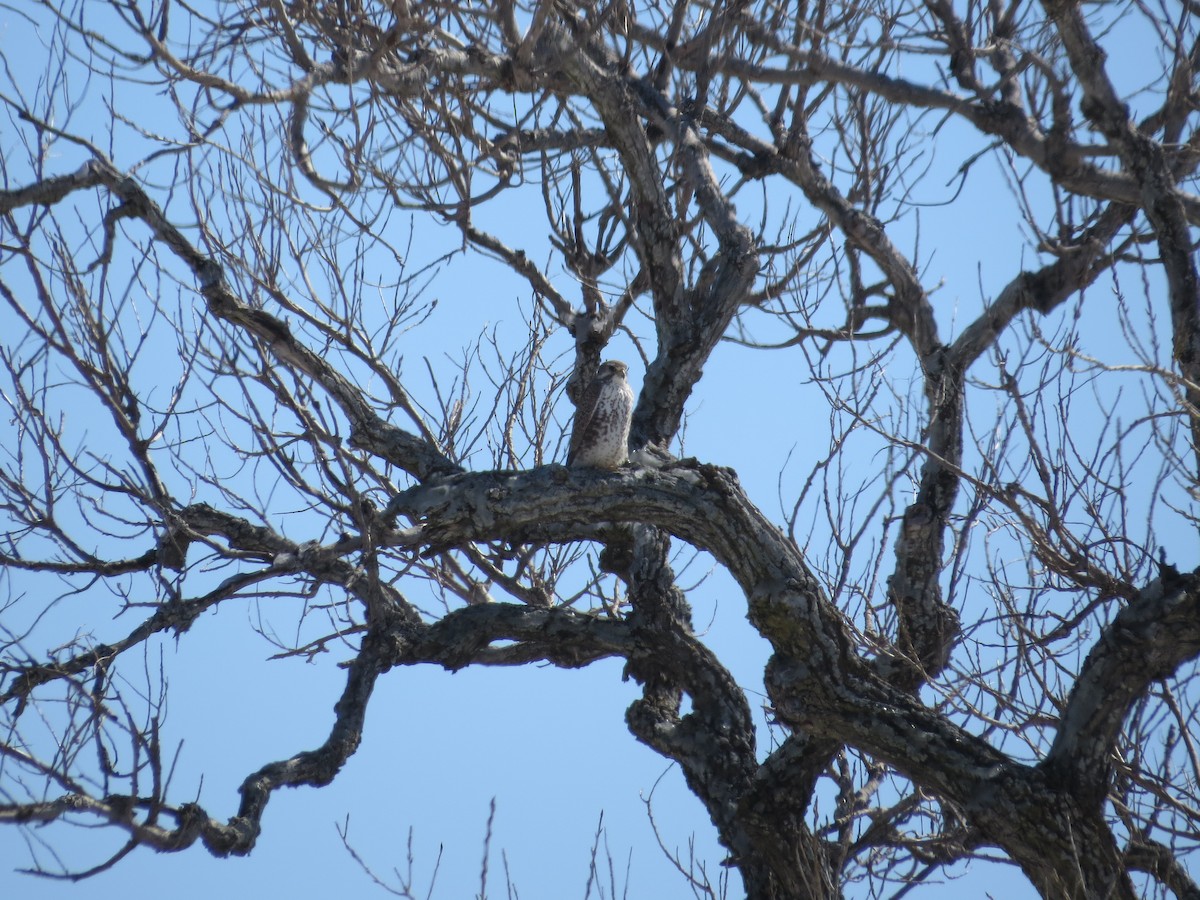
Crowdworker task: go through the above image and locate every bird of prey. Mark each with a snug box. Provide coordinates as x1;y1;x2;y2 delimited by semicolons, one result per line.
568;360;634;469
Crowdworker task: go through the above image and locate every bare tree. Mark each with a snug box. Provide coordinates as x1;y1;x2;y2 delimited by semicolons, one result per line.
2;1;1199;897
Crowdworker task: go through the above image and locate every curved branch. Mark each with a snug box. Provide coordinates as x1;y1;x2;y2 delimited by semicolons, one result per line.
1124;837;1200;900
1046;566;1200;803
386;461;1145;896
1041;0;1200;472
2;159;460;481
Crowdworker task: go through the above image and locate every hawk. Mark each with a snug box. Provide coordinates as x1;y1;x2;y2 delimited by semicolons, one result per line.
568;360;634;470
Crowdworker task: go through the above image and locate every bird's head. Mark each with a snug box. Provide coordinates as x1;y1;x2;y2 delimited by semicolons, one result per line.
598;360;629;380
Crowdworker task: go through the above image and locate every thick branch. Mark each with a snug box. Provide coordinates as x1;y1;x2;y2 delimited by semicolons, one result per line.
386;462;1141;896
1041;0;1200;473
1046;567;1200;803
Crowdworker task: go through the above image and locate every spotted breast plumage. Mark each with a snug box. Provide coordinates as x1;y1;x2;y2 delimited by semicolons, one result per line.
568;360;634;470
